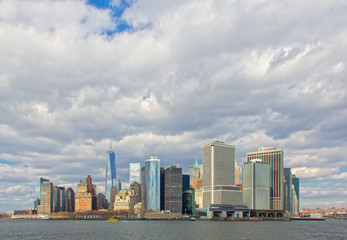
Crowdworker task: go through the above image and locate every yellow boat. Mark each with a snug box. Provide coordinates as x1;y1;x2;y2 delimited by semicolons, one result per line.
107;217;120;222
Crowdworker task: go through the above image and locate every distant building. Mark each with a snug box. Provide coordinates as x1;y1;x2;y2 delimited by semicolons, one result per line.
182;174;190;192
182;189;195;215
34;198;40;210
130;181;141;210
141;166;146;210
189;158;203;185
105;140;116;202
202;141;243;208
247;147;284;210
235;161;240;185
292;175;300;211
97;193;108;210
291;185;299;216
108;186;118;210
65;187;75;212
75;180;92;212
114;190;131;211
38;178;53;214
59;187;66;212
130;163;141;184
145;156;160;212
160;167;165;211
86;175;97;210
242;159;270;209
164;165;182;213
284;168;292;213
53;186;61;212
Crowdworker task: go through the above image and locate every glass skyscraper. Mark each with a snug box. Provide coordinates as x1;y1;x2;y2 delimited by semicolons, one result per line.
242;159;270;209
247;147;284;210
145;156;160;212
105;145;116;201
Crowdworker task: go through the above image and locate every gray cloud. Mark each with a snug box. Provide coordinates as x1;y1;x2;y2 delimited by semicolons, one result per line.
0;0;346;211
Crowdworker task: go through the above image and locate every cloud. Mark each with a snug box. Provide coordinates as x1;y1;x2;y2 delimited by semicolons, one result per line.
0;0;346;211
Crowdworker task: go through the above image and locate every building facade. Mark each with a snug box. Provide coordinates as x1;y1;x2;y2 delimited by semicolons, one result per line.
247;147;284;210
202;141;243;208
38;178;53;214
145;156;160;212
292;175;300;211
105;144;116;202
75;180;92;212
164;165;182;213
284;168;292;213
65;187;75;212
242;160;270;209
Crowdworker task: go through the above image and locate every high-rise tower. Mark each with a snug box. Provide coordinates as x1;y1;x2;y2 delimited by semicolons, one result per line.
105;138;116;201
145;156;160;212
202;141;243;208
247;147;284;210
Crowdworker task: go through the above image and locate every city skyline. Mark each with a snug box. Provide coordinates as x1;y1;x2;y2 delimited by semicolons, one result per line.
0;0;346;212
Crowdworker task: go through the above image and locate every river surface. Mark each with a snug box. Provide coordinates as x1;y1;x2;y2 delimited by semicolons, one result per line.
1;219;346;240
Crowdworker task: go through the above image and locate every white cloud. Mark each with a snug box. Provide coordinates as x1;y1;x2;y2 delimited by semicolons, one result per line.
0;0;346;211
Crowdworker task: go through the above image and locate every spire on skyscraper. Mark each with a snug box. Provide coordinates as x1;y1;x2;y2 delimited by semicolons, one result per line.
194;158;199;168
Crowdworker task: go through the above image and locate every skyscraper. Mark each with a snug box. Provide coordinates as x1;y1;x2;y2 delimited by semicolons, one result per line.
247;147;284;210
202;141;243;208
292;175;300;211
164;165;182;213
130;163;141;184
53;186;61;212
284;168;292;213
189;158;203;185
65;187;75;212
75;180;92;212
105;139;116;202
242;159;270;209
86;175;97;210
145;156;160;212
38;178;53;214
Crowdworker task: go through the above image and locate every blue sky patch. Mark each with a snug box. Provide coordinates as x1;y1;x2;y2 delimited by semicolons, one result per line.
0;159;18;165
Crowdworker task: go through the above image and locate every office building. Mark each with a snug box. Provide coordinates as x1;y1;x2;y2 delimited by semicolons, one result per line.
108;186;118;210
59;187;66;212
105;140;116;202
86;175;97;210
247;147;284;210
130;181;141;209
292;175;300;210
130;163;141;184
182;174;190;192
145;156;160;212
202;141;243;208
189;158;203;185
242;159;270;209
235;161;240;185
53;186;61;212
65;187;75;212
164;165;182;213
38;178;53;214
75;180;92;212
141;166;146;210
182;189;195;215
284;168;292;213
97;193;108;210
160;167;165;210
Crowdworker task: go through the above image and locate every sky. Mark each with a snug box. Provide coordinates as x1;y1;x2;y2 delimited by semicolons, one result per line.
0;0;346;212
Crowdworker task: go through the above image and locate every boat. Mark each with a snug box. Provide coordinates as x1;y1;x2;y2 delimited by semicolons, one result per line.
291;214;325;221
107;217;120;222
189;217;196;221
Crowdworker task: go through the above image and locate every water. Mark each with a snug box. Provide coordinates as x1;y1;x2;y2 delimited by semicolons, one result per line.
1;219;346;240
